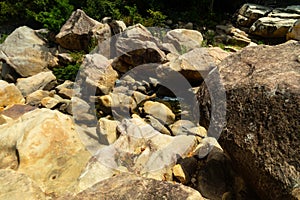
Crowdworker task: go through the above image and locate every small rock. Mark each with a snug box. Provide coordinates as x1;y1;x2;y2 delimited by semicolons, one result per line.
143;101;175;125
26;90;50;106
97;117;119;145
16;71;57;97
41;97;60;109
0;80;25;108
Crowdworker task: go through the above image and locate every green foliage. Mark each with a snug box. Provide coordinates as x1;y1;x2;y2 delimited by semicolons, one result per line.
123;5;144;25
0;34;8;44
85;0;121;21
144;9;167;27
52;63;81;82
26;0;74;32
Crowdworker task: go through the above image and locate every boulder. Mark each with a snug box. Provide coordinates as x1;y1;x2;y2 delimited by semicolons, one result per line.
287;19;300;41
249;17;297;38
167;48;218;86
236;3;271;27
16;71;57;96
0;80;25;109
114;24;165;72
55;9;111;52
78;54;118;95
197;41;300;200
163;29;203;53
0;169;46;200
58;172;204;200
0;26;58;78
0;108;91;196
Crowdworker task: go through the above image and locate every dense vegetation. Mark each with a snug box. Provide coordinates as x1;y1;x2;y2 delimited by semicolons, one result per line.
1;0;299;34
1;0;300;33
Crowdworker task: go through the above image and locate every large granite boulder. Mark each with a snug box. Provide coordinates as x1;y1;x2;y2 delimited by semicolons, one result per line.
0;26;58;78
197;41;300;200
58;172;204;200
163;29;203;53
78;53;118;95
55;9;111;52
0;108;91;196
113;24;165;72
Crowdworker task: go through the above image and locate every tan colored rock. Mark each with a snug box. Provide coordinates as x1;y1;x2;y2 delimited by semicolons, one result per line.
0;80;25;108
41;96;60;109
16;71;57;96
287;19;300;41
143;101;175;125
26;90;50;106
97;117;119;144
0;108;91;196
79;54;118;95
114;24;166;71
167;48;218;86
55;9;111;52
94;118;196;180
58;172;204;200
215;24;251;47
173;164;187;184
0;169;46;200
0;26;58;78
164;29;203;53
250;17;297;38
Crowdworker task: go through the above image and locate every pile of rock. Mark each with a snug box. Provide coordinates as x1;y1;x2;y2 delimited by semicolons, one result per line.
0;9;247;200
0;8;299;200
236;3;300;40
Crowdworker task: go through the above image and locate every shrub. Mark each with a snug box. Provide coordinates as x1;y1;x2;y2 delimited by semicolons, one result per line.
26;0;74;32
52;63;81;82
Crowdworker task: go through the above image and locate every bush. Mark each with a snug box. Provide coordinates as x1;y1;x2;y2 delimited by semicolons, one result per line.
26;0;74;32
52;63;81;82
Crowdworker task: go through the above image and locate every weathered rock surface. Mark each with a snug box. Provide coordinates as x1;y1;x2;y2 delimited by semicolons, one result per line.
164;29;203;53
94;118;196;180
26;90;51;106
198;41;300;200
0;169;46;200
287;19;300;40
143;101;175;125
78;54;118;95
16;71;56;96
236;3;271;27
0;26;58;78
0;80;25;109
167;48;222;86
58;172;204;200
0;108;91;196
114;24;165;72
55;9;111;52
215;24;251;47
250;17;298;38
